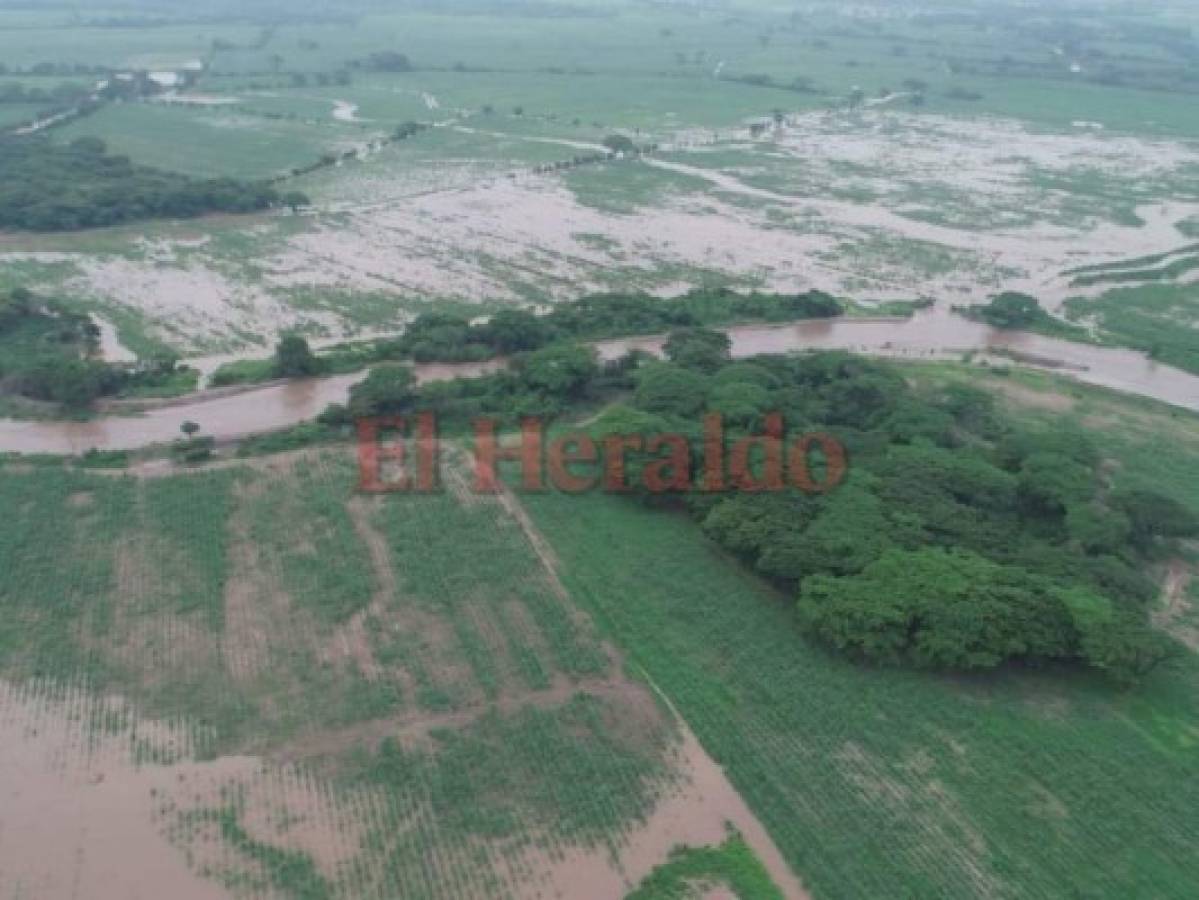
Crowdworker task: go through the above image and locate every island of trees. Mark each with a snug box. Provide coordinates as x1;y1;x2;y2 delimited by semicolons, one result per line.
0;135;299;232
341;327;1194;686
0;287;188;408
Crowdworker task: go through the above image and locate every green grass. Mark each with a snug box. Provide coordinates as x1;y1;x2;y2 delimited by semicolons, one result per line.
1064;283;1199;375
209;357;277;387
515;374;1199;898
1069;252;1199;288
55;102;357;180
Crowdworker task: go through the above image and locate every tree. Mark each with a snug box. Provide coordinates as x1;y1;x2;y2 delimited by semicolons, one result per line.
480;309;553;354
1113;489;1199;547
273;334;321;378
798;548;1075;670
282;191;310;212
662;327;731;372
181;421;200;438
602;134;637;155
365;52;412;72
978;292;1043;329
634;363;710;418
516;343;598;399
349;365;417;418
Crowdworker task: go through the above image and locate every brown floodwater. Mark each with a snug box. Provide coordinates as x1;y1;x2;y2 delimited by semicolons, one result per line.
1;312;1195;455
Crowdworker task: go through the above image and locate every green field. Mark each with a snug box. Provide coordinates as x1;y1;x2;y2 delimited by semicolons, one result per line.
54;101;362;180
2;353;1198;897
517;365;1199;899
2;2;1199;890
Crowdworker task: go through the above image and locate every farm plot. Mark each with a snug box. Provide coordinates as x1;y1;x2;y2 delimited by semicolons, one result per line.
1060;241;1199;374
54;102;367;181
0;448;793;899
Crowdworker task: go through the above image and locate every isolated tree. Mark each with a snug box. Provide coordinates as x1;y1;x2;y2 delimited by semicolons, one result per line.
181;421;200;438
602;134;637;155
979;291;1042;329
274;334;320;377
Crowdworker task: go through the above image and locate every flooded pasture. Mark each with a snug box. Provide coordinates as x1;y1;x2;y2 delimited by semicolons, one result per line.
6;110;1197;354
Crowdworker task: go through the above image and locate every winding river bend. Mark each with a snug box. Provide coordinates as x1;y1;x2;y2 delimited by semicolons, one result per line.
2;308;1196;455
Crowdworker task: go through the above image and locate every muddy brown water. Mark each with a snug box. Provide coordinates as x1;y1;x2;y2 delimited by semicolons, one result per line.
1;312;1196;455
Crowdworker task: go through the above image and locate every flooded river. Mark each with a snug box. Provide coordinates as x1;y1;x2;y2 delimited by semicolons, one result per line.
1;311;1196;455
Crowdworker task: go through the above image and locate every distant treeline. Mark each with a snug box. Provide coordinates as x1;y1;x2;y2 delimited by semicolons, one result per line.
211;289;843;387
390;288;842;364
0;136;287;232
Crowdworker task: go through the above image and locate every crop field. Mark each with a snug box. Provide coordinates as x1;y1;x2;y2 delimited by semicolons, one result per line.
0;0;1196;362
516;368;1199;899
0;447;801;899
1053;241;1199;374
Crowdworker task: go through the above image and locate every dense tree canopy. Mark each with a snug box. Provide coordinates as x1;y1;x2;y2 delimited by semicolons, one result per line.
0;135;283;232
338;337;1188;686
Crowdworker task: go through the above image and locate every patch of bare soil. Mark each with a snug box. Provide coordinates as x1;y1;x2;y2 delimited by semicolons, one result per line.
95;492;221;688
834;741;1002;896
221;476;292;683
988;380;1077;413
1153;559;1199;651
516;682;808;900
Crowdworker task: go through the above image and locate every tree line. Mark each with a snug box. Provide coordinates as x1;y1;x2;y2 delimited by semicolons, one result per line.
0;135;293;232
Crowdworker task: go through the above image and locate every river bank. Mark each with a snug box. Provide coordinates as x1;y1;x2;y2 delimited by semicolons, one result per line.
2;308;1197;455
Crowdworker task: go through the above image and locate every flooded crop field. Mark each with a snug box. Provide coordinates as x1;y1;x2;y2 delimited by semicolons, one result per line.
7;108;1199;359
3;0;1199;898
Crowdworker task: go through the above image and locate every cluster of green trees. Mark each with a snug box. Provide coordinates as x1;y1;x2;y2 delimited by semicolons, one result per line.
344;340;601;424
625;340;1190;684
971;292;1045;329
389;289;841;363
0;136;285;232
341;325;1193;684
0;288;193;408
0;287;116;407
